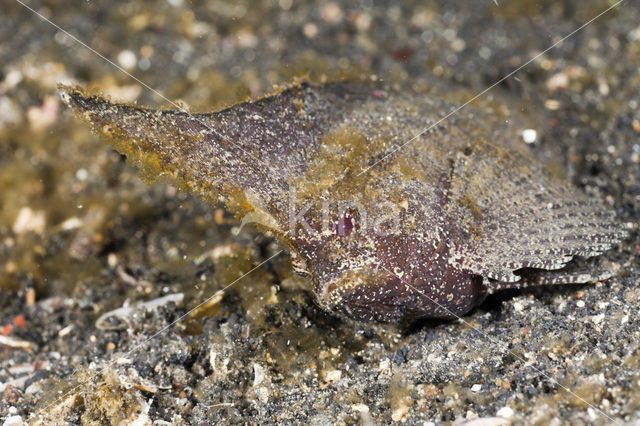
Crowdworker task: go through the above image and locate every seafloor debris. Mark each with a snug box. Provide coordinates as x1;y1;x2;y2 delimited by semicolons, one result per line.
0;334;36;351
60;80;627;322
95;293;184;330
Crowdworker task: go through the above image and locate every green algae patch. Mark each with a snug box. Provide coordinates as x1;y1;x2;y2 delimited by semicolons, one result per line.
35;367;157;425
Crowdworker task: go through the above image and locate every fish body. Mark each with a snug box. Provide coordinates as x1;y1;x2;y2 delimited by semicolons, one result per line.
60;81;626;322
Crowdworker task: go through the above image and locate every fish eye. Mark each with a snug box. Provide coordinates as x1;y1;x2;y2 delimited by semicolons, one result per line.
333;211;356;237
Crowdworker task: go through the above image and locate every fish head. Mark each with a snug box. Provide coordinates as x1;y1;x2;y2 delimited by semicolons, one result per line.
287;195;429;322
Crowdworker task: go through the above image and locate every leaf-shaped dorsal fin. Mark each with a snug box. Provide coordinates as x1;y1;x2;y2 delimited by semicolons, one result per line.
59;84;328;226
59;82;385;233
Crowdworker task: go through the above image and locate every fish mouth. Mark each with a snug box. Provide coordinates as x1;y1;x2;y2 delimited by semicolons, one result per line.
316;273;369;309
314;267;405;322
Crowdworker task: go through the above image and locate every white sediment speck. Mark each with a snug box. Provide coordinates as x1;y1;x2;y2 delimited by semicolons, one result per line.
2;415;24;426
521;129;537;144
592;313;605;324
497;406;514;418
379;358;391;371
253;363;266;387
12;207;45;235
95;293;184;330
76;168;88;180
471;384;482;392
117;50;137;70
323;369;342;383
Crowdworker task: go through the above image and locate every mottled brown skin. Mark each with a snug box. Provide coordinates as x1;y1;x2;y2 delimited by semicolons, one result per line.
60;81;627;323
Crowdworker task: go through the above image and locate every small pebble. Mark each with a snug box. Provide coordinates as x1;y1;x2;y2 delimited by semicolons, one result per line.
521;129;537;144
253;363;266;387
391;404;410;422
321;3;343;23
2;415;23;426
26;96;59;131
322;369;341;383
12;207;46;235
303;23;318;38
546;72;569;91
497;406;514;418
117;50;137;70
